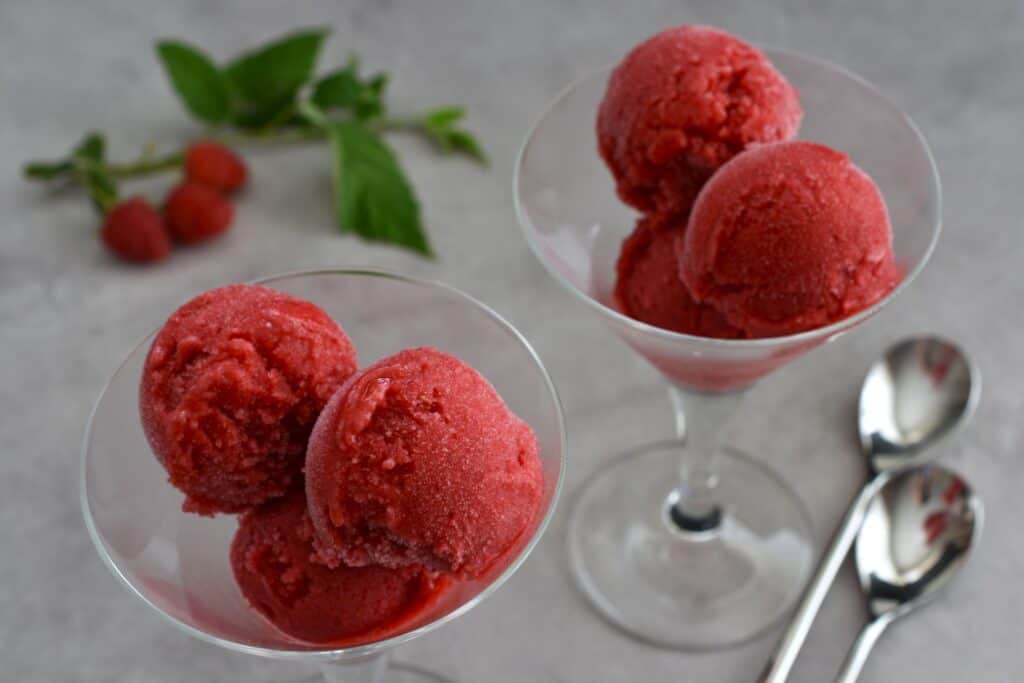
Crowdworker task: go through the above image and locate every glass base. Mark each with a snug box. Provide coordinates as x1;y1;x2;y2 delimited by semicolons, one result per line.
311;661;452;683
568;442;815;650
387;663;452;683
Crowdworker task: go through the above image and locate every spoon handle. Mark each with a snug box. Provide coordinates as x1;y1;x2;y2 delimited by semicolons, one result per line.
835;616;890;683
759;472;890;682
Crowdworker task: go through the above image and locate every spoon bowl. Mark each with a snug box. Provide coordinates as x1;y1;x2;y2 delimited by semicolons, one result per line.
859;337;978;473
835;465;981;682
855;465;980;619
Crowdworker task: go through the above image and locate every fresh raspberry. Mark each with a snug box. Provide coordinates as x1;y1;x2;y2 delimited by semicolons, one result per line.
100;196;172;264
184;141;247;193
164;182;234;244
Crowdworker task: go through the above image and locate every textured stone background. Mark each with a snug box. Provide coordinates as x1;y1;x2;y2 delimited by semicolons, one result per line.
2;0;1021;680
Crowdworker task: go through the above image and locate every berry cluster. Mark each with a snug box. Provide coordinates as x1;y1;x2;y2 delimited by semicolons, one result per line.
101;142;246;264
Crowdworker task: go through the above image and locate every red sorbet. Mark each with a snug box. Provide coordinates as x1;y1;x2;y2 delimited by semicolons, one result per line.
680;141;899;337
140;284;358;515
597;25;802;217
231;490;444;644
615;215;742;338
306;347;543;578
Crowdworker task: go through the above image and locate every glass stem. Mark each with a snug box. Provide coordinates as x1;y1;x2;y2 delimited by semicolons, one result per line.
666;384;746;533
319;655;386;683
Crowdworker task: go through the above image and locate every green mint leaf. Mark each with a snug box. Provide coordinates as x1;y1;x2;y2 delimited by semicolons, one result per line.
24;159;73;180
226;28;328;99
156;40;231;124
424;106;464;127
359;75;388;119
225;28;328;128
312;59;388;120
70;133;118;213
327;119;431;256
421;107;487;164
22;132;104;182
445;129;487;163
311;66;359;107
234;96;297;129
73;132;105;162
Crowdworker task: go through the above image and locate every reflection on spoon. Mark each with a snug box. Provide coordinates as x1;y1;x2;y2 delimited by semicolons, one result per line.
834;465;981;682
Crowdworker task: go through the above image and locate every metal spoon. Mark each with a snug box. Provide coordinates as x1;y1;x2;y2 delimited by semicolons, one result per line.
761;336;978;681
835;465;981;682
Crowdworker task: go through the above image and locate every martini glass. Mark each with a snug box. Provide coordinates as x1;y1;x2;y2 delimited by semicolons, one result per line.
514;49;940;649
81;269;566;682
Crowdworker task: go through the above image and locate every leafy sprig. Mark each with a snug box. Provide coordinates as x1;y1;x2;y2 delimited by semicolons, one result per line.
23;28;486;256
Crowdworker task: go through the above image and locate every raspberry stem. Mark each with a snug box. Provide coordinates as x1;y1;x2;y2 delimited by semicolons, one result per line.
29;113;441;184
102;153;185;178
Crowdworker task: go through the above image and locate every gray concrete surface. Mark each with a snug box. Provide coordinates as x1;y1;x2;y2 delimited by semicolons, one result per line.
1;0;1021;680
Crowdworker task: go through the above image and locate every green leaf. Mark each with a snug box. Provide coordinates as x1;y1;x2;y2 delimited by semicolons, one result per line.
445;129;486;162
71;132;118;213
421;106;488;164
73;132;105;162
24;159;73;180
312;59;388;120
359;75;388;117
225;28;328;128
22;132;105;183
424;106;464;127
156;40;231;124
327;119;431;256
231;95;298;130
226;28;328;99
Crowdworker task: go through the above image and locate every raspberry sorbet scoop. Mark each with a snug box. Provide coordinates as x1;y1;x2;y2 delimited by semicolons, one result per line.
231;490;444;644
597;25;802;217
140;284;358;515
615;215;742;338
306;347;544;578
680;141;900;337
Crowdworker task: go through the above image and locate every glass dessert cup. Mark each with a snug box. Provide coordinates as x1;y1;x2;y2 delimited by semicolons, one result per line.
81;270;566;682
514;49;940;650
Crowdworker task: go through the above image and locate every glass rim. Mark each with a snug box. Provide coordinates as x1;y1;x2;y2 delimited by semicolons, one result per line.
513;47;943;350
80;267;568;662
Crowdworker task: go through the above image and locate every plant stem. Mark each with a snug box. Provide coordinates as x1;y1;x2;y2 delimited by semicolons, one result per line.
79;127;329;180
103;152;184;178
30;114;433;184
374;115;423;132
